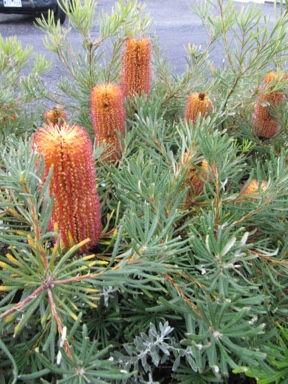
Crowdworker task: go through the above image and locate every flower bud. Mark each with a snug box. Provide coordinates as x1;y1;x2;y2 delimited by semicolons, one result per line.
185;92;213;124
44;105;67;126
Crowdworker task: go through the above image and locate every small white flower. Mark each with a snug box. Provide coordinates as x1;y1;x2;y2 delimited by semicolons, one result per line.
213;365;220;373
213;331;222;339
59;326;67;348
248;316;258;325
56;350;62;365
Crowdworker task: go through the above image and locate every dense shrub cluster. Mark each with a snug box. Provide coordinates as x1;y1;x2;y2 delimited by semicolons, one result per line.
0;0;288;383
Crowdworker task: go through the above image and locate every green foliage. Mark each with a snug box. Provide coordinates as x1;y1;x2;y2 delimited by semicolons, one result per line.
0;0;288;382
0;36;52;140
234;324;288;384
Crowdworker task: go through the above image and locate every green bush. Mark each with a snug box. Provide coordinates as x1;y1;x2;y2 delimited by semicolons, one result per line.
0;0;288;382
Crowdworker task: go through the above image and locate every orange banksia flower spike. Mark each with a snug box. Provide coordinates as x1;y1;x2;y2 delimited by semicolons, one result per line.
44;105;67;126
181;154;211;207
189;160;210;195
184;92;213;124
120;37;152;98
240;178;267;200
91;83;126;162
252;71;287;138
33;123;102;253
241;179;267;195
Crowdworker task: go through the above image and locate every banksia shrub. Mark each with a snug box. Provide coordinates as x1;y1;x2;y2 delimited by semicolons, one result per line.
184;92;213;124
33;123;102;252
120;37;152;98
44;105;67;126
252;71;287;138
91;83;126;162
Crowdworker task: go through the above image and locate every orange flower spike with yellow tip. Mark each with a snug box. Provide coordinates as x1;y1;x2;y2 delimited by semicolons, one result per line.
120;37;152;98
33;124;102;253
184;92;213;124
252;71;287;138
44;105;67;126
91;83;126;162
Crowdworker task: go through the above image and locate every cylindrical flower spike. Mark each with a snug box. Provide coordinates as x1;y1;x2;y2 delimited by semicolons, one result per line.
91;83;126;162
181;154;211;206
120;37;152;98
241;179;267;200
184;92;213;124
190;160;210;195
44;105;67;126
33;123;102;253
252;71;287;138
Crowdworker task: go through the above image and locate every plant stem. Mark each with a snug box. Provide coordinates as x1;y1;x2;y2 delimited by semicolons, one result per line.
0;285;44;319
47;288;73;360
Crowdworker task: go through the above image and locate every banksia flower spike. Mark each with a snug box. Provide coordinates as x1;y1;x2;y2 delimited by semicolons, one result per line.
120;37;152;98
189;160;210;195
240;179;268;201
33;123;102;253
91;83;126;162
252;71;287;138
44;105;67;126
181;154;211;206
184;92;213;124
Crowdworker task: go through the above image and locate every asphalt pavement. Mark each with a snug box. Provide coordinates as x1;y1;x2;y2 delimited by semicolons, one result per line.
0;1;283;79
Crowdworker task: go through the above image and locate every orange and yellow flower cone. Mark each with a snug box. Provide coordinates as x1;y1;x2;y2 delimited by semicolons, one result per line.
33;123;102;252
184;92;213;124
120;37;152;98
91;83;126;162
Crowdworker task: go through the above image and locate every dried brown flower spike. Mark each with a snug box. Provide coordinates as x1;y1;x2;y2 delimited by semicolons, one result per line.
252;71;287;138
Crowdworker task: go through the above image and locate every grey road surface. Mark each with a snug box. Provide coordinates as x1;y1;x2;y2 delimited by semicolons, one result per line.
0;1;284;81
